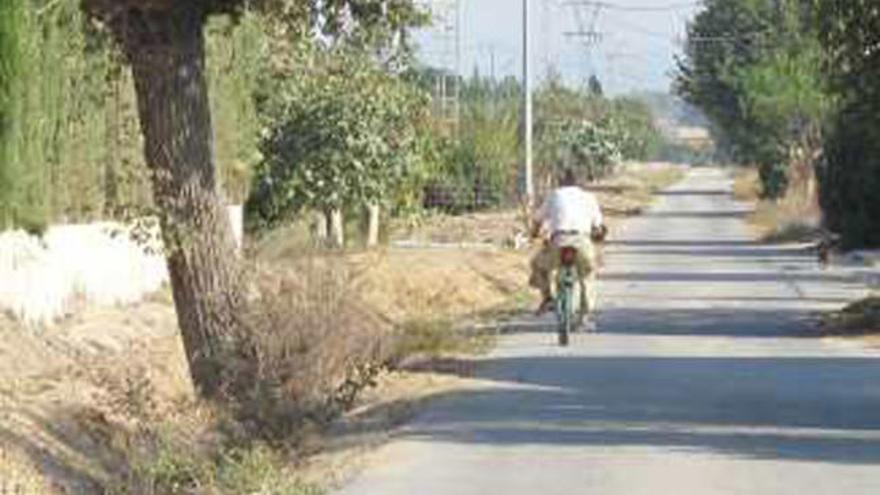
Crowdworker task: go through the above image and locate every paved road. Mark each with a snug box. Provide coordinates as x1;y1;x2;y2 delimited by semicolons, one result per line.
338;168;880;495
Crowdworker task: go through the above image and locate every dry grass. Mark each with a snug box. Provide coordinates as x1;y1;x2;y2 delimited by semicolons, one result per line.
732;167;822;243
732;168;761;202
748;200;821;243
0;243;528;494
0;447;53;495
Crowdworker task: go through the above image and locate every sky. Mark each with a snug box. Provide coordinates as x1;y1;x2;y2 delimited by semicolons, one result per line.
413;0;704;96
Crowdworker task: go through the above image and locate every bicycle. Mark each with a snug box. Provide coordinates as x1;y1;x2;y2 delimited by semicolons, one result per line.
555;243;587;346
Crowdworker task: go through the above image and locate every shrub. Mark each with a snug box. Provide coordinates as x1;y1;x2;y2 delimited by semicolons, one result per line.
246;47;428;233
220;258;390;440
555;119;623;183
120;429;321;495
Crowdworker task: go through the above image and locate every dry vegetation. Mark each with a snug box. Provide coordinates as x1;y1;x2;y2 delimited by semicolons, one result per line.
0;162;683;494
733;167;822;243
0;247;528;494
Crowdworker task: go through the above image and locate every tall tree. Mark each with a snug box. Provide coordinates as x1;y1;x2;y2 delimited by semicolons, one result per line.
0;0;23;227
674;0;776;164
80;0;426;397
675;0;825;198
812;0;880;247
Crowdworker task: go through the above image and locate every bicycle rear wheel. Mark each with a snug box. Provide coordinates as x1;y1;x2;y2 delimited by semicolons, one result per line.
557;283;573;346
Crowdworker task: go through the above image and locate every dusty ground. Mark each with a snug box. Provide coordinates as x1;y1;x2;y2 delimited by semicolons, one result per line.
0;298;189;493
0;162;683;494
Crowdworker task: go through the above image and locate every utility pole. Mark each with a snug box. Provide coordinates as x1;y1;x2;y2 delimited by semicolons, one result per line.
523;0;534;204
455;0;462;134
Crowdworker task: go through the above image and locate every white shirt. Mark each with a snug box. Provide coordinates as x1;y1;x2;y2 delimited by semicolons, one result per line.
536;186;603;234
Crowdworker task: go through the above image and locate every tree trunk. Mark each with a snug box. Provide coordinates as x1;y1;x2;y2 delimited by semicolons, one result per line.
329;208;345;248
312;210;328;245
120;8;245;397
366;203;380;247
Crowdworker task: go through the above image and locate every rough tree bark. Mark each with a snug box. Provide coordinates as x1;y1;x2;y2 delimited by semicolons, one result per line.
84;3;246;397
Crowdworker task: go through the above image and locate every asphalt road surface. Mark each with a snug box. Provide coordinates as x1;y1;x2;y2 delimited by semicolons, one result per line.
338;167;880;495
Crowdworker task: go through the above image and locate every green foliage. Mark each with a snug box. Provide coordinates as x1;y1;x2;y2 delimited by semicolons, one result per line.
534;74;663;181
206;13;266;204
674;0;775;162
422;75;520;213
0;0;111;229
0;2;269;231
0;0;25;228
531;74;662;185
554;119;623;182
609;97;663;161
813;0;880;248
247;47;428;230
125;439;321;495
678;0;880;246
675;0;826;199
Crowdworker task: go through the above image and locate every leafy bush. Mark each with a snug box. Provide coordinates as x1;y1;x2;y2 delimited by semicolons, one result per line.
121;431;321;495
246;47;428;232
553;119;623;182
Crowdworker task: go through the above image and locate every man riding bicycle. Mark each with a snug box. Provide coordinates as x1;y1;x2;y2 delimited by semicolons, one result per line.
529;168;606;318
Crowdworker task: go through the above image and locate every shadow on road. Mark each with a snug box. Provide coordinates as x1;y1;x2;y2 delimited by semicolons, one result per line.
608;246;809;258
596;307;820;338
654;189;731;197
608;240;762;247
398;355;880;465
641;210;749;219
601;271;856;285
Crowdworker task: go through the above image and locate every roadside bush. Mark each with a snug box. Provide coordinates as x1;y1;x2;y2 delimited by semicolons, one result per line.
554;119;623;183
423;137;513;213
118;423;321;495
246;47;428;237
222;259;390;440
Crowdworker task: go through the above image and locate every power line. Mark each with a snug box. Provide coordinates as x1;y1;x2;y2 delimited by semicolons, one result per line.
561;1;704;12
602;15;677;41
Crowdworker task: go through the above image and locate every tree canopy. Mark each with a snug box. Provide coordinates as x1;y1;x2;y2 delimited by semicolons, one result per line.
247;47;428;231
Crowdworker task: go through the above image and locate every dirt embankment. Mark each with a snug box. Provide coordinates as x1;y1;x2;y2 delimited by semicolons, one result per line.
0;162;684;494
0;247;529;493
